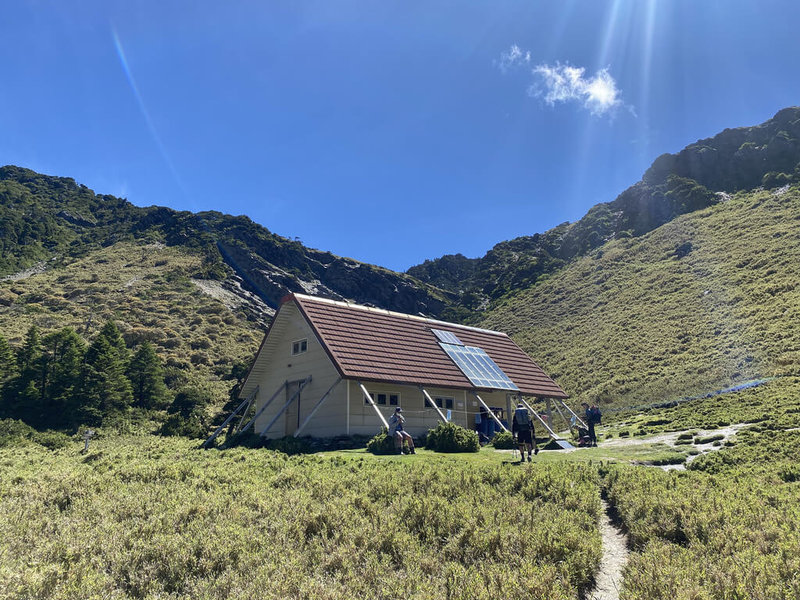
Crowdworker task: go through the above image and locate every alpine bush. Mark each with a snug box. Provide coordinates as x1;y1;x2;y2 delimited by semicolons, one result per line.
491;431;516;449
265;436;313;455
366;428;396;455
425;421;479;453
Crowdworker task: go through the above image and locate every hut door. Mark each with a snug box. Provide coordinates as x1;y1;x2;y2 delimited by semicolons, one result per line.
285;381;302;436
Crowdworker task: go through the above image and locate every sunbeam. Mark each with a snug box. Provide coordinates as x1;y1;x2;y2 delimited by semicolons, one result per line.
112;27;189;200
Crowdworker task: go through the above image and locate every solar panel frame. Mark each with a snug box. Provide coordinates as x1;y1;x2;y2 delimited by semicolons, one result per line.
431;328;464;345
439;343;519;391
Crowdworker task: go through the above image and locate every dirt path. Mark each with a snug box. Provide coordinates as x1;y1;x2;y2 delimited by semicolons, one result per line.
587;498;629;600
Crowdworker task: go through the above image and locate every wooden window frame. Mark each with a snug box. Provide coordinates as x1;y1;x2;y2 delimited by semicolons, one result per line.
291;338;308;356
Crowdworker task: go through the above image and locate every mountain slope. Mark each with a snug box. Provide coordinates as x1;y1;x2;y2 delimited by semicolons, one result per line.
0;165;453;318
479;184;800;407
0;166;454;415
410;107;800;313
0;240;266;405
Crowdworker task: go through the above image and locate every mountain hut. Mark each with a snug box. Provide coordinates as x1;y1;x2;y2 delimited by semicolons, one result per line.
209;293;575;445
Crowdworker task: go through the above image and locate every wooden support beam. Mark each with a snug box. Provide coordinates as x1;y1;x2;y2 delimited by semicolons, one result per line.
420;387;448;423
557;399;588;430
471;392;509;433
520;397;560;439
293;377;342;438
202;385;259;448
358;381;390;430
239;380;288;435
235;397;254;433
259;376;312;436
551;398;572;432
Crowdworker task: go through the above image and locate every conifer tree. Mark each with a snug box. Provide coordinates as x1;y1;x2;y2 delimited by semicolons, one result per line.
128;341;169;410
16;325;42;375
0;333;15;384
1;326;44;423
40;328;86;426
80;324;133;424
97;321;130;369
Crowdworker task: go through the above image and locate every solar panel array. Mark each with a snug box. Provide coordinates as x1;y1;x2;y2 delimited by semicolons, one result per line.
439;343;520;391
431;328;464;345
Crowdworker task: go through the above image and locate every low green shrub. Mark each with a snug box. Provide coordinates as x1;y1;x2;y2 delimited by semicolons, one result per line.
223;431;265;448
160;411;207;438
649;454;686;466
0;436;603;599
425;422;479;453
491;431;516;449
35;430;72;450
265;436;313;455
0;419;71;449
779;464;800;483
694;433;724;445
366;429;396;455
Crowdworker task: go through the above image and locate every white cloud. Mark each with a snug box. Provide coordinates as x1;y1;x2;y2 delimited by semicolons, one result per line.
497;46;628;117
530;62;623;116
497;44;530;73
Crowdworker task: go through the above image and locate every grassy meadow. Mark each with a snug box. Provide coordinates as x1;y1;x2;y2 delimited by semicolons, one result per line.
2;376;799;599
0;435;604;600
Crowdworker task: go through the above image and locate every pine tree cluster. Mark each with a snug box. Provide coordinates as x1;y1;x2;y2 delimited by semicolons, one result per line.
0;322;186;431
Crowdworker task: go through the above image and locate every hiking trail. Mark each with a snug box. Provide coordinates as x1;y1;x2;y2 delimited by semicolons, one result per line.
587;498;629;600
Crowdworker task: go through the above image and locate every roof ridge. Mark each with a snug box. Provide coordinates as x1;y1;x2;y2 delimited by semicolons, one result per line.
291;293;508;337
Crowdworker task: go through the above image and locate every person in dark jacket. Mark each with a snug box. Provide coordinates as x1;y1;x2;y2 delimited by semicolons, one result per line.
512;402;538;463
582;402;601;446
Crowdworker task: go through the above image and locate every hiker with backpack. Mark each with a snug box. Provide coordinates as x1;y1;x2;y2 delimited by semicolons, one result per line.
582;402;602;447
512;402;538;463
388;407;415;455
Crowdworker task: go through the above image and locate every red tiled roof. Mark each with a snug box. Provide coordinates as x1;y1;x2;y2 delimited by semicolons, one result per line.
290;294;567;398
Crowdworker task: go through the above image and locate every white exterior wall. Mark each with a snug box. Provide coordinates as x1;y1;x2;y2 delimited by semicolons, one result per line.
251;304;343;438
345;382;466;437
344;386;519;438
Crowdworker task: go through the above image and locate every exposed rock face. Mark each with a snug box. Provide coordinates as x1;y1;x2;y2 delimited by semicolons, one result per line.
217;240;452;317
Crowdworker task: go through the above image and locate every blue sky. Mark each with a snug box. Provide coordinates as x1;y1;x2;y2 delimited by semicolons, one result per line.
1;1;799;271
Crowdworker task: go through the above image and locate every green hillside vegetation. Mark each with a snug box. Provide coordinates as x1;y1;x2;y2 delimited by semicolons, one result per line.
0;240;263;429
481;184;800;408
599;378;800;599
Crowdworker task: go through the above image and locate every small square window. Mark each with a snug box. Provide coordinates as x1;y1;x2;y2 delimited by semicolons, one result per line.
291;339;308;355
377;393;387;405
433;397;454;410
389;394;399;406
365;393;374;405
